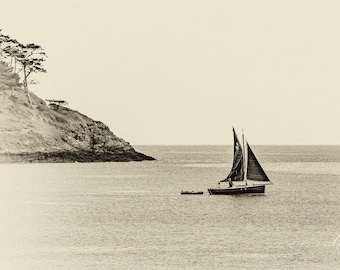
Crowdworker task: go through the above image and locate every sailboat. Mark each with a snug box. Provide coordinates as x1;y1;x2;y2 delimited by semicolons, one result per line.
208;128;272;195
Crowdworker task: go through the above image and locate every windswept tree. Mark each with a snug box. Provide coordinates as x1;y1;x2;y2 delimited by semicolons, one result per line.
0;29;11;61
1;38;20;72
15;43;47;93
0;30;47;106
0;31;21;92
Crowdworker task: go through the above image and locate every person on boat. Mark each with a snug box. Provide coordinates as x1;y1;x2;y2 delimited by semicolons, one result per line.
228;178;233;187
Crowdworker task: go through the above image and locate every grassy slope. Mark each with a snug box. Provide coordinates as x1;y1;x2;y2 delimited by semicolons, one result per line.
0;61;153;161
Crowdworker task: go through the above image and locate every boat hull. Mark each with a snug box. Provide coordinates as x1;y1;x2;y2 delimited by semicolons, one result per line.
181;191;204;195
208;185;265;195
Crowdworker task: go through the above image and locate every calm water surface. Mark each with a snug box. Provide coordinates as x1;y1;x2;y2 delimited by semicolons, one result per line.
0;145;339;269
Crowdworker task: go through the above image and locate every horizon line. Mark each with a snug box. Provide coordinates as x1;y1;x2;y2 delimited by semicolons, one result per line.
133;143;340;146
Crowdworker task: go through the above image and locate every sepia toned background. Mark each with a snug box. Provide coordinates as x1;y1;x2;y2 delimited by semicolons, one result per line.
1;0;339;145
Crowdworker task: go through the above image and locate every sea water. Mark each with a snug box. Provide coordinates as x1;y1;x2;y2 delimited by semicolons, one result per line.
0;145;339;270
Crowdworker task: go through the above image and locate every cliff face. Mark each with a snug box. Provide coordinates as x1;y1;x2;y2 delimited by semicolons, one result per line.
0;61;154;163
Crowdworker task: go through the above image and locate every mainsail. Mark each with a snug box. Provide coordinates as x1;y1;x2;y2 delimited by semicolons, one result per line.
221;128;244;182
246;143;270;181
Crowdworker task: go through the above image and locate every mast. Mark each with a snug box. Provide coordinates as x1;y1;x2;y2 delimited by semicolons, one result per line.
242;129;247;182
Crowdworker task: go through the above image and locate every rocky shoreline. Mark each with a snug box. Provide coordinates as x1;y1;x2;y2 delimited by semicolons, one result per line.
0;149;155;163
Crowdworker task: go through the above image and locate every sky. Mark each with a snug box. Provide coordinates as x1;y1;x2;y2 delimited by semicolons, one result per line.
1;0;340;145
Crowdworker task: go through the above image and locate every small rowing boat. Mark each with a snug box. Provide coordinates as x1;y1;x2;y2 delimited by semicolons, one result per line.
181;191;204;195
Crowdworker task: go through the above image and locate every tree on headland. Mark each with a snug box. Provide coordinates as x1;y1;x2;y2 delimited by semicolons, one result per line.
14;43;46;106
0;29;47;106
1;39;20;72
0;29;19;70
0;29;10;63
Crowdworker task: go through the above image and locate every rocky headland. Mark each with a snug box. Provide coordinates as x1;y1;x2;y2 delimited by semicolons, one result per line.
0;61;154;163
